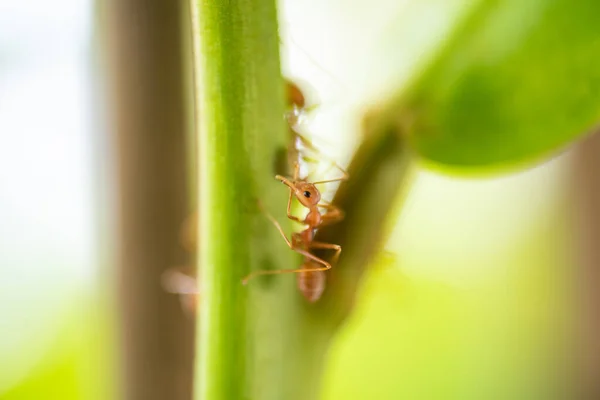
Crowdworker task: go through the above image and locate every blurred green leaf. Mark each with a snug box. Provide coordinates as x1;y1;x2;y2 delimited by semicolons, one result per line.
322;211;571;399
386;0;600;169
0;301;112;400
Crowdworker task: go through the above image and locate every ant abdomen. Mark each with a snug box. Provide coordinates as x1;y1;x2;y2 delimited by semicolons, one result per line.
297;266;326;303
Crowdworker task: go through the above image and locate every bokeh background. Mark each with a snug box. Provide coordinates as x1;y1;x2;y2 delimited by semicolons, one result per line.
0;0;591;399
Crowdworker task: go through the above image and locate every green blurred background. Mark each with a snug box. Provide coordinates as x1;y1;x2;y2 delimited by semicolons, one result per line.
0;0;587;399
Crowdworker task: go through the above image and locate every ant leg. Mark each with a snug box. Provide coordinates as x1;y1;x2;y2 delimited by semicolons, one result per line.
241;248;332;284
311;169;348;185
293;132;322;157
331;160;349;181
310;155;349;185
310;241;342;265
317;203;345;227
274;164;305;224
258;204;294;248
293;161;299;180
285;185;303;224
241;208;327;283
293;148;348;185
322;158;349;181
244;203;333;284
274;162;299;186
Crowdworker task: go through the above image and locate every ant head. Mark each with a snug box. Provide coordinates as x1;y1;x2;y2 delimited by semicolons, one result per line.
293;182;321;207
286;81;305;109
275;174;321;208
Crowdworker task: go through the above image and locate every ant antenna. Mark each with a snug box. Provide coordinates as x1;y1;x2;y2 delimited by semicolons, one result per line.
279;27;348;111
286;33;347;96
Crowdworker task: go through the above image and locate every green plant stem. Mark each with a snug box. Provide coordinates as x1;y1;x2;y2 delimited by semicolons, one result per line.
280;117;416;398
315;122;415;326
192;1;298;399
192;2;415;399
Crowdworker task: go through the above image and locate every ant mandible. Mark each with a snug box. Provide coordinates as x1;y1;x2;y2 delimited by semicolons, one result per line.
242;160;348;302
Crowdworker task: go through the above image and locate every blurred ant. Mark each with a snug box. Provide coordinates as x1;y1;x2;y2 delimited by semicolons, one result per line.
161;265;199;317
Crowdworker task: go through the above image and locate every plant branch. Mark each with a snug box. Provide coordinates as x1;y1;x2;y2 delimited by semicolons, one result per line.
192;1;300;399
315;123;414;326
192;2;415;399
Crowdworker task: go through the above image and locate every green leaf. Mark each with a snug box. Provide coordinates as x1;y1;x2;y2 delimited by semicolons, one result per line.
385;0;600;169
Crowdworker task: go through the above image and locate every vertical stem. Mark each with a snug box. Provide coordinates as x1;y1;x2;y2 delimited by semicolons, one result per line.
191;1;296;399
104;0;195;399
573;131;600;399
191;2;414;399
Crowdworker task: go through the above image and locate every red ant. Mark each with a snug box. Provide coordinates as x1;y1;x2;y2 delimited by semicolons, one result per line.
242;160;347;302
163;80;345;306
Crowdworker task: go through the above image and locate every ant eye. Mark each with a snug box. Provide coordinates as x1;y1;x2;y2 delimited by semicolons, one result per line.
303;191;311;198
